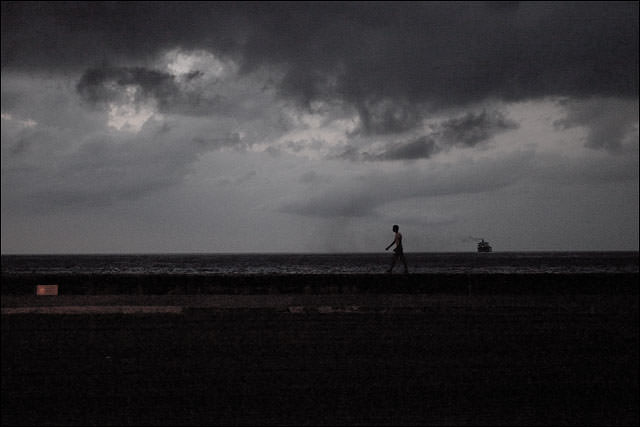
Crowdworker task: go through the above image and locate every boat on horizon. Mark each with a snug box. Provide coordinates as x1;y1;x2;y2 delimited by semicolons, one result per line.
477;239;492;253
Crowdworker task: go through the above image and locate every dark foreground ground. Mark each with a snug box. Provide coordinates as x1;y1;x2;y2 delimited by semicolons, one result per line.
2;275;639;426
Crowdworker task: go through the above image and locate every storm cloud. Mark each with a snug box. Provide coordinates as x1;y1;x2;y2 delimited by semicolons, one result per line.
3;2;637;132
554;97;640;152
76;65;236;116
1;115;213;213
367;136;439;161
438;110;519;147
281;149;537;218
335;109;518;161
2;2;638;253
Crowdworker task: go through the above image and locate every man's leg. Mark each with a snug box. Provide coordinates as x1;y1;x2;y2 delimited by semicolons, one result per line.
401;253;409;273
387;253;397;273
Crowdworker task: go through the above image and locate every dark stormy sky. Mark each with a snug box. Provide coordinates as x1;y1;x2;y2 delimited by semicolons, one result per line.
2;1;638;253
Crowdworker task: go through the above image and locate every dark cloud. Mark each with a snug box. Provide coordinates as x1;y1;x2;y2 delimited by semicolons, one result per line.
4;2;637;135
553;98;639;152
0;113;236;213
1;2;240;70
335;109;517;161
363;136;439;162
283;138;328;154
77;66;177;104
438;110;519;147
282;150;536;218
76;65;230;116
353;99;424;136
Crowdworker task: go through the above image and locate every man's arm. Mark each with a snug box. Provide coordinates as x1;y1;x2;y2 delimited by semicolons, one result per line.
385;235;398;251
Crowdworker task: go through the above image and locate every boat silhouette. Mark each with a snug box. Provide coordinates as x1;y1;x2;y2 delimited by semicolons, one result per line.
477;239;492;253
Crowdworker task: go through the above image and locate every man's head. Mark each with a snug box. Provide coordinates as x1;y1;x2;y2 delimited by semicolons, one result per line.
393;225;399;232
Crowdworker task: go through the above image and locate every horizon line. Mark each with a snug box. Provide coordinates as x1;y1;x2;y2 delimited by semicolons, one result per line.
2;250;639;257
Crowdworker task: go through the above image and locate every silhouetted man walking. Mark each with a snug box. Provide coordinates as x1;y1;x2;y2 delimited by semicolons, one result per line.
385;224;408;273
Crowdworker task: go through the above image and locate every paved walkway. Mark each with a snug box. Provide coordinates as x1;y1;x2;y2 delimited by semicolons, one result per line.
3;293;638;425
1;293;626;314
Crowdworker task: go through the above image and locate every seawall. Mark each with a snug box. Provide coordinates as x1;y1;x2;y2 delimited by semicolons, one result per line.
2;272;638;295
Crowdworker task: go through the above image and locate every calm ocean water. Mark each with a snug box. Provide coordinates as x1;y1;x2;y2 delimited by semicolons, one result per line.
1;252;638;275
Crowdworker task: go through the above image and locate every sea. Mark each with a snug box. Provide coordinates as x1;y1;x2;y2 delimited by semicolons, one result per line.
2;252;638;275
